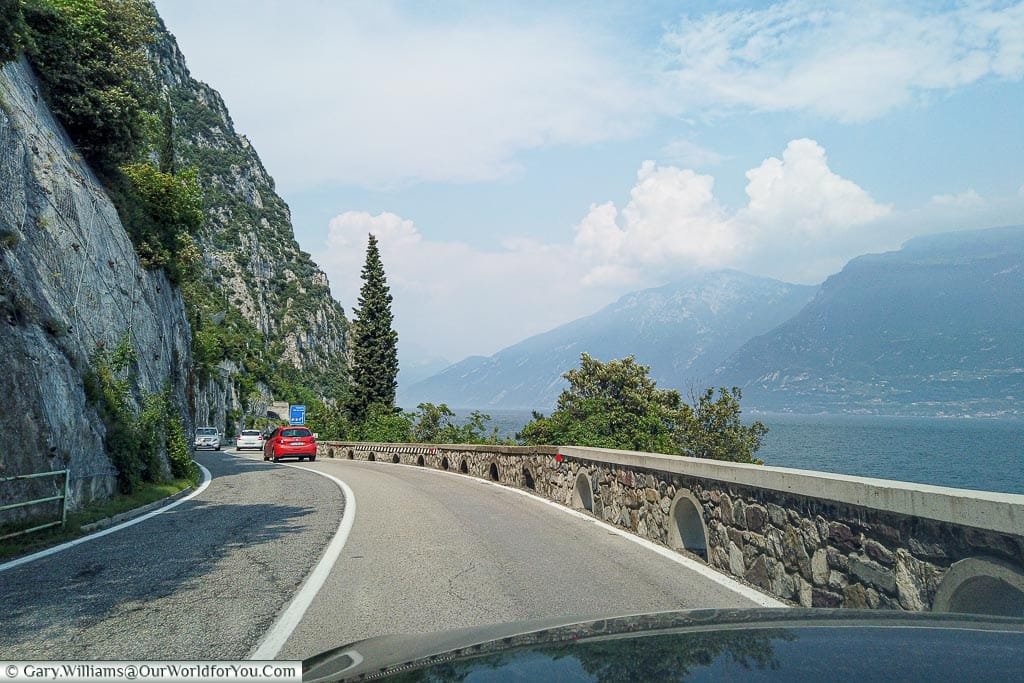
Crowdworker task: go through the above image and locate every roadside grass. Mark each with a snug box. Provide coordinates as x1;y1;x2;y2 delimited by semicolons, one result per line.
0;478;193;562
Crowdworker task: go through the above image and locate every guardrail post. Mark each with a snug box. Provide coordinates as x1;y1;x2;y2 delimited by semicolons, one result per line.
61;468;71;527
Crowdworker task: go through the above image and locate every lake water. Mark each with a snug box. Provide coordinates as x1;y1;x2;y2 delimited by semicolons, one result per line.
458;409;1024;495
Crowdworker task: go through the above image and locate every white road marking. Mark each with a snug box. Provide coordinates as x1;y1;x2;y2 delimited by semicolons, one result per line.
350;459;786;608
0;463;213;574
247;459;357;660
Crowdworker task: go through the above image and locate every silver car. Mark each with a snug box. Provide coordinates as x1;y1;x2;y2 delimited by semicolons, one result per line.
194;427;221;451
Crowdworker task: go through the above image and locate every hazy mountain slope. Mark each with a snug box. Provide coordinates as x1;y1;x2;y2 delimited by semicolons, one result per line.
401;271;816;410
151;19;349;424
716;226;1024;416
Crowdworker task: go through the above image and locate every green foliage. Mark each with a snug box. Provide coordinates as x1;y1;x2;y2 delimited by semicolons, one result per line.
355;403;412;443
347;234;399;420
411;402;456;443
21;0;157;171
86;337;197;493
0;0;30;63
518;353;767;463
410;402;505;445
678;387;767;464
114;162;203;283
0;230;22;249
165;408;196;482
86;337;142;493
519;354;682;453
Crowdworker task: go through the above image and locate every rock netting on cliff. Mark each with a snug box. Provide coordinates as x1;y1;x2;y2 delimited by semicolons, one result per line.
0;57;192;511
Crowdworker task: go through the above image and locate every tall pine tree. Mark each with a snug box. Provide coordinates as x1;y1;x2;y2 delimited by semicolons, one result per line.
348;234;399;421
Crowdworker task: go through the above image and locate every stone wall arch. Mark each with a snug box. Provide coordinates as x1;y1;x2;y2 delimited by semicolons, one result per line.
522;467;536;490
667;489;708;560
460;459;469;474
489;462;500;481
441;456;450;470
347;449;354;460
416;454;425;467
572;471;593;512
392;454;400;464
933;557;1024;617
368;452;376;462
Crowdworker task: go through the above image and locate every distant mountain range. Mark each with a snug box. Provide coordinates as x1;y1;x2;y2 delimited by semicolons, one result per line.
399;271;816;409
402;225;1024;417
715;225;1024;416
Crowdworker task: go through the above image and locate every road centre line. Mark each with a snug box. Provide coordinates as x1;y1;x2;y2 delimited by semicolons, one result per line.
357;459;785;608
247;459;356;660
0;463;213;574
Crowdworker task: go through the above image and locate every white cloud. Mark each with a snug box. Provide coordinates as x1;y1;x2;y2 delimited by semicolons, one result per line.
659;1;1024;122
575;139;890;285
574;161;737;285
931;188;985;208
660;138;729;167
740;139;892;237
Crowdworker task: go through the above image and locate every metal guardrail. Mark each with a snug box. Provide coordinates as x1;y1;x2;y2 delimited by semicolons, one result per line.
0;469;71;541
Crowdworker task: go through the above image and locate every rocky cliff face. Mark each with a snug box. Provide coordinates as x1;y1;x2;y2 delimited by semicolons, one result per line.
0;57;192;508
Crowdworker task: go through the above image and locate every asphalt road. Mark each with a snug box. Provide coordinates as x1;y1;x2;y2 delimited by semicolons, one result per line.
1;450;764;661
274;456;762;661
0;451;342;659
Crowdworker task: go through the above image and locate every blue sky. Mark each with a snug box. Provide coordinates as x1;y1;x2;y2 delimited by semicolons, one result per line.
154;0;1024;366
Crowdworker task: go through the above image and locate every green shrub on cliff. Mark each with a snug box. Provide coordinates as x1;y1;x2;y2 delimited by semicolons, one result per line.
20;0;156;171
0;0;30;63
114;162;203;283
86;336;198;492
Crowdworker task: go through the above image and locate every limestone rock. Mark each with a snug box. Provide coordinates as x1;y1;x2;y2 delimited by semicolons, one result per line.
745;554;772;591
728;541;745;576
895;549;941;611
745;504;768;532
849;554;897;594
811;548;829;586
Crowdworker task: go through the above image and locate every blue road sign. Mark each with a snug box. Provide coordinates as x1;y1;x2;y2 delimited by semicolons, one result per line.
289;405;306;425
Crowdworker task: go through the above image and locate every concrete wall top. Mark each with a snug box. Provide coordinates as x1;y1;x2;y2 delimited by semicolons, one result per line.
327;441;558;456
559;445;1024;537
322;440;1023;536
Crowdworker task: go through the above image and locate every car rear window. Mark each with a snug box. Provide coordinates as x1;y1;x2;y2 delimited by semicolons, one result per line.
241;430;261;436
281;428;312;437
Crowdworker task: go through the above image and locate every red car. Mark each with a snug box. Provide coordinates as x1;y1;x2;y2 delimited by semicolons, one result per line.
263;426;317;462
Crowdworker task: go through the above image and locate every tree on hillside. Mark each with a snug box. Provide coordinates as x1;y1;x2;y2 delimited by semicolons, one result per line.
411;402;504;444
677;386;767;464
347;234;399;421
518;353;767;463
518;354;682;453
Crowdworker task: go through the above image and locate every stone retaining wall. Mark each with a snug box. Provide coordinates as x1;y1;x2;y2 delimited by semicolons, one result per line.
319;441;1024;614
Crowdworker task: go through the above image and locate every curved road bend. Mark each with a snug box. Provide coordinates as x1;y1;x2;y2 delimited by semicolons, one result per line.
271;456;763;661
0;452;342;660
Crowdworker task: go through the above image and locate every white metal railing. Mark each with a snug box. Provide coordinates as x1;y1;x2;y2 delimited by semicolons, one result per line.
0;469;71;541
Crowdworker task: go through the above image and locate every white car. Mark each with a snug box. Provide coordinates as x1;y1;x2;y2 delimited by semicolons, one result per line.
194;427;221;451
236;429;264;451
